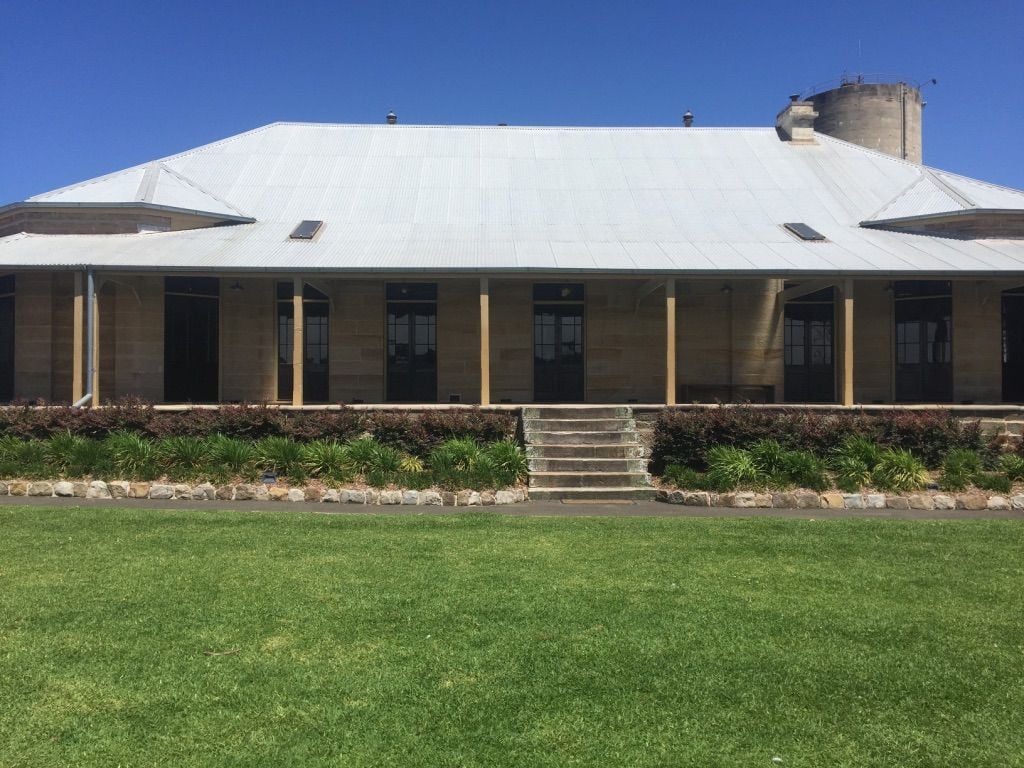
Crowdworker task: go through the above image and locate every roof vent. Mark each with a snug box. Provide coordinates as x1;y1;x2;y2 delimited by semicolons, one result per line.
290;220;323;240
386;111;397;125
682;110;694;127
783;222;826;241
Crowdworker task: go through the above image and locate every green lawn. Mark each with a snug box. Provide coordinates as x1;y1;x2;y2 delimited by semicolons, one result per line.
1;508;1022;767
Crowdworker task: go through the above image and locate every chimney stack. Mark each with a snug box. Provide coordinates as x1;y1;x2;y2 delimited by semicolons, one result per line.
682;110;694;127
386;111;397;125
775;99;817;144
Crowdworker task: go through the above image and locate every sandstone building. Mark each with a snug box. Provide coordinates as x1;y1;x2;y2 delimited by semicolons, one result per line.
2;89;1023;407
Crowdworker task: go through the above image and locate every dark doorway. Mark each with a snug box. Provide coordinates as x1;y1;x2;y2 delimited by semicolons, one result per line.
894;281;952;402
277;282;331;403
784;287;835;403
386;283;437;402
0;275;14;403
534;283;584;402
164;277;219;402
1003;288;1024;402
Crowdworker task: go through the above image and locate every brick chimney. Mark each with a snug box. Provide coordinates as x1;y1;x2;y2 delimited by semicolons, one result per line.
776;96;818;144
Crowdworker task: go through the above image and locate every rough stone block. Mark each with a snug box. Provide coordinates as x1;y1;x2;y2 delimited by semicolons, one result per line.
234;484;255;501
304;487;320;502
456;490;472;506
956;492;988;511
466;491;481;506
494;490;515;505
422;491;444;505
794;491;820;509
820;492;844;509
149;484;174;500
54;481;75;497
267;486;288;501
864;494;886;509
0;481;7;496
481;492;496;506
987;496;1010;510
907;494;935;511
772;492;797;508
441;491;456;506
933;495;956;510
380;491;402;505
8;481;27;496
27;481;53;497
192;483;216;501
364;490;379;505
86;481;110;499
401;490;419;505
128;482;151;499
684;491;710;506
322;489;340;503
286;489;305;502
754;493;772;508
108;481;130;499
843;494;865;509
886;496;910;510
173;484;193;500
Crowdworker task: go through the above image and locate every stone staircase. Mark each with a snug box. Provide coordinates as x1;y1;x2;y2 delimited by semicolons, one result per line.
523;406;656;501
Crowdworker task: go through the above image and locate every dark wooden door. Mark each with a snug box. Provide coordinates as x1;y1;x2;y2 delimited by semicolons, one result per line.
164;278;219;402
534;304;584;402
784;302;834;402
0;277;13;403
1003;292;1024;402
387;302;437;402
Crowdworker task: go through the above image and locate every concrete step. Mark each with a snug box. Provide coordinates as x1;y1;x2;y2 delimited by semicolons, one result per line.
529;471;650;488
522;406;627;420
528;457;647;472
526;443;643;459
528;487;659;501
523;418;635;432
524;430;638;446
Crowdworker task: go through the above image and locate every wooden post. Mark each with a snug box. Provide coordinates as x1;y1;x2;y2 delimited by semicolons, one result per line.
479;277;490;406
665;279;676;405
840;278;854;407
91;284;99;407
72;272;84;403
292;277;304;407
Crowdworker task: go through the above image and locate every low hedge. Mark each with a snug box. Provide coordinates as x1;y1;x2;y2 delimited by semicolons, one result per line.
0;400;515;456
650;407;989;472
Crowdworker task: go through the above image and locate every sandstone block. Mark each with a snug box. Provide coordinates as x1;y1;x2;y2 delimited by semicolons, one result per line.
401;490;419;505
150;484;174;500
441;491;456;506
843;494;865;509
380;491;402;505
466;491;481;506
907;494;935;511
364;490;379;505
494;490;515;505
128;482;150;499
0;481;7;495
456;490;472;506
29;481;54;497
820;492;844;509
754;493;772;508
322;489;340;503
54;481;75;497
216;485;236;500
9;481;28;496
956;492;988;511
864;494;886;509
421;491;443;505
304;487;320;502
286;489;305;503
267;486;289;501
173;484;192;500
85;480;110;499
481;492;496;506
108;481;130;499
192;483;216;501
772;492;797;508
795;491;820;509
933;495;956;510
987;496;1010;510
682;491;710;506
1011;495;1024;510
886;496;910;510
233;484;255;501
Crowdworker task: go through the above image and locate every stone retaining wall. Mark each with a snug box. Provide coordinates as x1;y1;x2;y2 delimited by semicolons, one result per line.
0;480;528;506
657;488;1024;511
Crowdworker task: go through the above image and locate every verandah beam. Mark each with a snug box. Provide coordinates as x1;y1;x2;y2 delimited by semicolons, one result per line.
839;278;854;407
480;277;490;406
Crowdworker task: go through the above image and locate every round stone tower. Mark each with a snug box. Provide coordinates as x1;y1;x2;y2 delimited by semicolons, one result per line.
808;79;923;163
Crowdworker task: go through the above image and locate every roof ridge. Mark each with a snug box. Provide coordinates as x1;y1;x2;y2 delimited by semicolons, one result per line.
156;163;251;218
264;121;776;132
27;165;144;202
922;169;976;209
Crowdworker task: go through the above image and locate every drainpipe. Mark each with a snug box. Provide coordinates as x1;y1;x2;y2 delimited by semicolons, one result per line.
71;269;95;407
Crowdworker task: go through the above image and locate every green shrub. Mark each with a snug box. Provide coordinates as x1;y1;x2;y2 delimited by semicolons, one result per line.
998;453;1024;482
781;449;830;492
940;448;984;491
872;449;929;492
483;440;528;486
973;471;1012;494
705;446;764;491
207;435;259;480
0;438;48;479
256;436;304;481
106;431;159;480
343;437;382;475
159;436;210;481
749;439;788;478
661;464;706;490
829;436;885;491
66;438;112;478
300;440;350;483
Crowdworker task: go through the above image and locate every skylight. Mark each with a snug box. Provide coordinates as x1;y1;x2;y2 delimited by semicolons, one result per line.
290;220;323;240
783;222;826;241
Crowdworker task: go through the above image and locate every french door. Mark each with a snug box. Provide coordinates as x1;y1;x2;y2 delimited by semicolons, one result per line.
0;275;13;403
277;282;330;402
386;283;437;402
164;277;219;402
1003;289;1024;402
533;284;584;402
784;288;835;403
894;281;952;402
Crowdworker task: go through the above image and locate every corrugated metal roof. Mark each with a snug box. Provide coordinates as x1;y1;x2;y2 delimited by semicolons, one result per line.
3;122;1024;275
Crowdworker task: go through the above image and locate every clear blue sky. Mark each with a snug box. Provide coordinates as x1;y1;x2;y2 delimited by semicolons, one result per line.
2;0;1022;204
